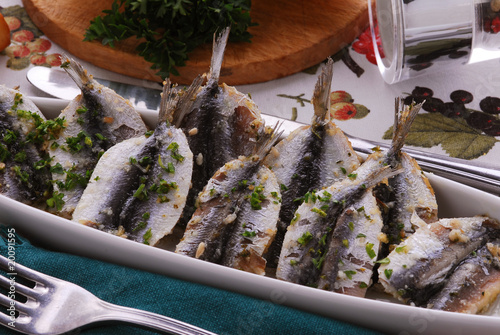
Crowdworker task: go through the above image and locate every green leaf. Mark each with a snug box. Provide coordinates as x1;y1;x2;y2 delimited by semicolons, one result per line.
383;113;498;160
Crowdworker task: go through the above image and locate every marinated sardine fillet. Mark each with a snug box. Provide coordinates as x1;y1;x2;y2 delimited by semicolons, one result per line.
72;82;193;247
378;215;500;307
427;241;500;314
175;126;282;275
263;59;361;267
174;28;265;224
276;99;431;291
49;58;147;217
375;101;437;249
0;86;55;207
317;191;384;297
276;163;399;287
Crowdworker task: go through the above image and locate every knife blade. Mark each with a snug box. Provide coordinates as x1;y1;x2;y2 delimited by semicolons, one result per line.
27;66;162;112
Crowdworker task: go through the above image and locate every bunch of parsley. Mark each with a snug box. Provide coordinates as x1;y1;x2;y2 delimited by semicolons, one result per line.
84;0;256;79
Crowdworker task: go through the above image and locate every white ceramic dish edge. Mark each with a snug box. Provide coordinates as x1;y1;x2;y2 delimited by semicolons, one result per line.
2;96;499;334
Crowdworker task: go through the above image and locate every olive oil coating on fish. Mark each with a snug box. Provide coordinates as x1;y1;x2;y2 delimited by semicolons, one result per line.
316;191;383;297
263;59;360;267
175;28;264;225
375;101;437;250
427;241;500;314
378;215;500;306
176;127;282;275
72;82;193;246
0;86;53;206
276;161;400;286
49;59;147;218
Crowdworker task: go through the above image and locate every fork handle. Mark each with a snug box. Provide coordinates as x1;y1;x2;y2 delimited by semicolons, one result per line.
95;300;217;335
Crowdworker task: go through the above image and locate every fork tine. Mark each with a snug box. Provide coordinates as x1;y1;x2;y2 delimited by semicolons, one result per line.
0;272;37;299
0;254;49;285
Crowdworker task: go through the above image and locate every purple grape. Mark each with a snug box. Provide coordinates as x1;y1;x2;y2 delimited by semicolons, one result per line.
422;98;445;113
412;87;434;99
479;96;500;114
450;90;473;104
466;111;497;130
441;102;469;118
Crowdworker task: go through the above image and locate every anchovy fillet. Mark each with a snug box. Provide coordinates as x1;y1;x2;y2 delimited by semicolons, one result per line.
49;58;147;217
72;82;193;246
427;241;500;313
263;59;361;267
378;215;500;306
0;86;52;206
175;28;265;225
276;162;399;286
176;127;282;275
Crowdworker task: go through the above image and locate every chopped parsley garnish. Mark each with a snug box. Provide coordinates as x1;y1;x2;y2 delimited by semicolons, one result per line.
249;185;266;210
242;230;256;238
167;142;184;162
375;257;390;265
46;191;65;211
365;243;376;259
297;231;313;246
143;228;153;245
384;269;393;279
311;207;327;217
344;270;356;280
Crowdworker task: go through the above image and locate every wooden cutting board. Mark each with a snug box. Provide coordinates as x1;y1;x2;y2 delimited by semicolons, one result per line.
22;0;369;85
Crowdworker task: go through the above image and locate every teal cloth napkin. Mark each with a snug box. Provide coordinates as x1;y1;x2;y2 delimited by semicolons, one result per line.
0;228;382;335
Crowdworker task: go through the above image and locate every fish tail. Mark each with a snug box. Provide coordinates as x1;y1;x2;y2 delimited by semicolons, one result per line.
255;122;284;160
365;165;403;190
311;58;333;126
158;79;177;125
207;27;231;86
60;55;92;90
172;74;205;128
388;97;423;158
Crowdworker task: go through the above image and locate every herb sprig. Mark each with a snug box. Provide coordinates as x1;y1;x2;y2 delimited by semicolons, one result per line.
84;0;256;78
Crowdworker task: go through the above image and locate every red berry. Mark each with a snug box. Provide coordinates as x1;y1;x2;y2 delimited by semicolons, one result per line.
46;53;62;66
26;38;51;53
11;29;34;43
4;16;21;31
30;54;46;65
5;44;30;58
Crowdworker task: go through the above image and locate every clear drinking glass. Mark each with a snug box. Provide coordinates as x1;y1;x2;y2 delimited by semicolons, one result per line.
369;0;500;84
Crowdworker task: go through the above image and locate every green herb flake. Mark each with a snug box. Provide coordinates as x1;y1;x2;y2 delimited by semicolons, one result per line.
46;191;65;211
365;243;376;259
311;207;327;217
242;230;256;238
76;106;88;114
376;257;390;265
342;239;349;248
167;142;184;162
297;231;313;246
384;269;393;279
143;228;153;245
344;270;356;280
359;282;368;289
348;221;354;231
395;245;407;253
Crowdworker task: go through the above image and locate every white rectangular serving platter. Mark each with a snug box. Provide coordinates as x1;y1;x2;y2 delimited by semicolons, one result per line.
1;97;500;334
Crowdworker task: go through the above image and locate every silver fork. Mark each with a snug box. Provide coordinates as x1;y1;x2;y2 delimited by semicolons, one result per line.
0;254;217;335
